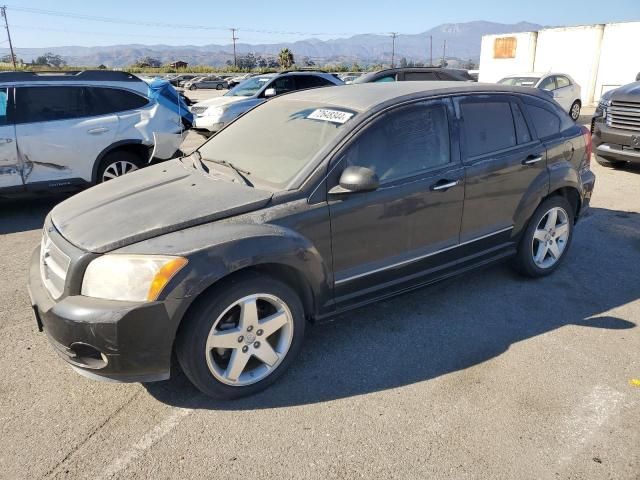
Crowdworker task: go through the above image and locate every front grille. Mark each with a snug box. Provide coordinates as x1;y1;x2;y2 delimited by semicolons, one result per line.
190;106;208;115
607;100;640;132
40;228;70;299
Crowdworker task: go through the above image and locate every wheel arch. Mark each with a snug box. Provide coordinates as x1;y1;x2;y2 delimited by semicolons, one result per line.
92;140;151;183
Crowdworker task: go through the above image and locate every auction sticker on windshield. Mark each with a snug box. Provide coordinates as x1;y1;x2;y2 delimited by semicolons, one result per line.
307;109;354;124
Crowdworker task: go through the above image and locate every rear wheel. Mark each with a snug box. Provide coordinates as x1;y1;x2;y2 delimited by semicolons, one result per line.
97;150;145;183
512;196;574;278
189;85;197;91
216;84;223;90
569;100;581;121
176;272;306;399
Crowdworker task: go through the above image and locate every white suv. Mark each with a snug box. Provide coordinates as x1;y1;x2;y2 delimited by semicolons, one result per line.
0;71;187;196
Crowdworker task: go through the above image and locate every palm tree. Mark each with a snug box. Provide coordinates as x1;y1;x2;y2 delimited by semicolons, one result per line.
278;48;294;70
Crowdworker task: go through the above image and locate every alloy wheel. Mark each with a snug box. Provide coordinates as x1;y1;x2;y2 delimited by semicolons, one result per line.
531;206;570;269
205;294;294;386
570;103;580;120
101;160;138;181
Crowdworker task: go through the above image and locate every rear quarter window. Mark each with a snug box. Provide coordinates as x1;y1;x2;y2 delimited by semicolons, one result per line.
87;87;149;116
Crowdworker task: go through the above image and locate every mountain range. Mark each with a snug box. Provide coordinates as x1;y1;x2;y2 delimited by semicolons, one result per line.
7;21;543;67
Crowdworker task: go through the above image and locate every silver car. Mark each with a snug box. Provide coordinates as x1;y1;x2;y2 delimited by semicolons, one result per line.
186;76;229;91
498;73;582;120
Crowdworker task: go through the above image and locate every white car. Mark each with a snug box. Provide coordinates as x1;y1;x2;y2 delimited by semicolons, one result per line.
0;70;186;196
498;73;582;120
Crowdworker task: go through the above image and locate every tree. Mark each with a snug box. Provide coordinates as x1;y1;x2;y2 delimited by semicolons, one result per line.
301;56;315;67
1;54;20;64
462;59;477;70
237;53;257;70
134;56;161;68
278;48;294;70
34;52;66;68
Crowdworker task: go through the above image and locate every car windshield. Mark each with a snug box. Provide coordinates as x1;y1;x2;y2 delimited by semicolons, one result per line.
498;76;540;87
198;99;356;188
225;76;272;97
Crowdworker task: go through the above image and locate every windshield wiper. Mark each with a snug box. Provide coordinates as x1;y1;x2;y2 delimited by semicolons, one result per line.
205;158;253;187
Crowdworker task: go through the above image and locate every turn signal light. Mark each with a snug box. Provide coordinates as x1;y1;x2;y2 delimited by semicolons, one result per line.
147;257;188;301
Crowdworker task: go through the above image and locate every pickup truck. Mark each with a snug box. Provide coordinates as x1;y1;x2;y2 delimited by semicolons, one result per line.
592;81;640;168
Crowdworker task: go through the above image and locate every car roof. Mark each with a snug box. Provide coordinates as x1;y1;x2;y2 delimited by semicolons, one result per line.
277;81;552;112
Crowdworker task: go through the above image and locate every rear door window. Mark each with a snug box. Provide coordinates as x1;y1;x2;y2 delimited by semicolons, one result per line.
459;99;517;158
404;72;439;81
526;104;561;139
15;86;87;123
556;76;571;88
86;87;148;116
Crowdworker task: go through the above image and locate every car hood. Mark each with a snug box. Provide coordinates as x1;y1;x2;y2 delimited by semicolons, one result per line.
609;81;640;103
192;95;247;109
50;159;273;253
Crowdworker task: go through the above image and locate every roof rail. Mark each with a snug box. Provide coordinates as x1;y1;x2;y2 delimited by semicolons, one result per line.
0;70;143;83
281;68;330;74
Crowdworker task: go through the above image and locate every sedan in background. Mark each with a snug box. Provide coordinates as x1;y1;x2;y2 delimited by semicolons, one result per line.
498;73;582;121
353;67;475;84
184;76;229;90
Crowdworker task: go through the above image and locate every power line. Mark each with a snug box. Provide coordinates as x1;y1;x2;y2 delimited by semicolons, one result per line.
6;5;381;37
1;5;16;68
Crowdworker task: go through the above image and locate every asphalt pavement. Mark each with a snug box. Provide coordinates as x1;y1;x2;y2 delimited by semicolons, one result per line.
0;101;638;479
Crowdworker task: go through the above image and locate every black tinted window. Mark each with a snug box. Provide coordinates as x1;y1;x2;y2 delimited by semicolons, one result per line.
87;87;148;116
270;77;295;95
344;103;450;182
511;102;532;144
460;100;516;158
296;76;333;89
16;87;86;123
405;72;438;81
527;104;561;139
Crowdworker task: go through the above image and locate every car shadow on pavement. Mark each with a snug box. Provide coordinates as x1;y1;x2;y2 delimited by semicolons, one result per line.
145;206;639;410
0;195;69;234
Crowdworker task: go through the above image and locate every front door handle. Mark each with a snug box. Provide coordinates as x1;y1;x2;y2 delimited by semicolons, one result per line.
431;179;460;191
522;155;543;166
87;127;109;135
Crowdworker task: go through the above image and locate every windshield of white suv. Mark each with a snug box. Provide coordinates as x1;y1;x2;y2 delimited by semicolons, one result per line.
498;76;540;87
198;99;356;188
225;76;272;97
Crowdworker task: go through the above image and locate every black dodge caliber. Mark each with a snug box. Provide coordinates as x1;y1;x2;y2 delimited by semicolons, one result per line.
29;82;595;399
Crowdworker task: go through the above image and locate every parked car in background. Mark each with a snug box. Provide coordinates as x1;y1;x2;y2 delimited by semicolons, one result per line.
28;82;594;399
353;67;475;84
0;70;188;197
184;76;228;90
591;80;640;168
498;73;582;121
190;70;343;133
340;75;359;84
169;74;199;87
227;74;255;89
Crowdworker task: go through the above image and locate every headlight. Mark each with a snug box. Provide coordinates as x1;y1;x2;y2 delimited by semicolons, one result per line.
205;106;225;118
81;255;188;302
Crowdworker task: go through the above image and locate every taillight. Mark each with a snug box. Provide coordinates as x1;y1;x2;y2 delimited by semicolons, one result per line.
581;125;592;170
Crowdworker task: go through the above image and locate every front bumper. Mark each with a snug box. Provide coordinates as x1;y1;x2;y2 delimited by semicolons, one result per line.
193;115;224;132
28;247;174;383
592;115;640;164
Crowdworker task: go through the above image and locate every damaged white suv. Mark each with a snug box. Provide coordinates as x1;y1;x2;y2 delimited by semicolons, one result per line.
0;70;189;196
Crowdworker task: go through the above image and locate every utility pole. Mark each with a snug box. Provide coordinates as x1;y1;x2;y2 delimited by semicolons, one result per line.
390;32;398;68
429;35;433;66
230;28;239;69
1;6;16;69
442;39;446;67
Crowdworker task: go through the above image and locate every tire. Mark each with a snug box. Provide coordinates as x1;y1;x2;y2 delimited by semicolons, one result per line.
569;100;581;121
594;155;627;168
96;150;145;183
176;272;306;399
189;85;197;91
216;84;223;90
511;195;574;278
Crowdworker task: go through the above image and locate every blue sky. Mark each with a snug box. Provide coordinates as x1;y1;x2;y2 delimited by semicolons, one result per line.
5;0;640;48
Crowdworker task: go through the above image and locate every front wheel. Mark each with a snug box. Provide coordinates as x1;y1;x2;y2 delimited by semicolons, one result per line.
189;85;197;91
216;84;223;90
569;100;581;121
176;272;306;399
512;196;574;278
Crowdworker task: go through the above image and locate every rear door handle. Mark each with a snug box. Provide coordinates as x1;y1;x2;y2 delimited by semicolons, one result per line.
522;155;543;166
430;179;460;191
87;127;109;135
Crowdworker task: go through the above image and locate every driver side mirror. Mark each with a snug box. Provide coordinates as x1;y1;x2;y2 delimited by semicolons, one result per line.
264;88;277;98
329;166;379;195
